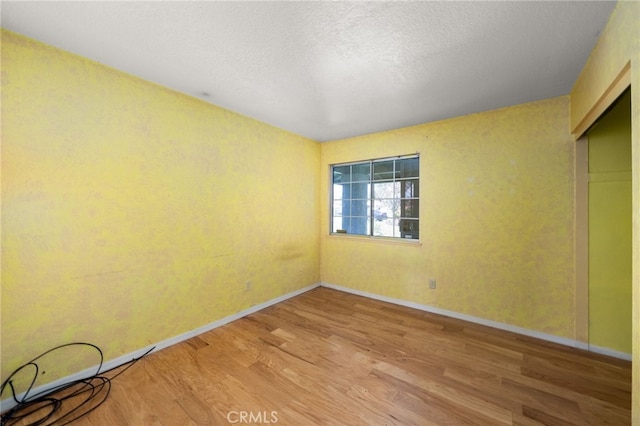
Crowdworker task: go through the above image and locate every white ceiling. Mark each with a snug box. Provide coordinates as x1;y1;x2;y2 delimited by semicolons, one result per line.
1;1;616;142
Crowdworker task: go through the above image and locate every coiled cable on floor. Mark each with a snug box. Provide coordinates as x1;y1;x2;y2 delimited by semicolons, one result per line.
1;342;154;425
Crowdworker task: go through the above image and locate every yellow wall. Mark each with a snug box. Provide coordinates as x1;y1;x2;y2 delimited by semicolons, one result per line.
1;30;320;382
2;1;638;416
587;90;632;353
569;1;639;422
321;96;576;338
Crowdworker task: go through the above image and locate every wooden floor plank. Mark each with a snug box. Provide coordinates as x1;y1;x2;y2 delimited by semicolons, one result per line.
5;287;631;425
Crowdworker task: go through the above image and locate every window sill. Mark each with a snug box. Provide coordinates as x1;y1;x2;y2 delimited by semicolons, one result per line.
326;233;422;247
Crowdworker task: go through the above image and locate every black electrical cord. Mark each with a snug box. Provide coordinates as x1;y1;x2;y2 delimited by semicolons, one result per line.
1;343;154;425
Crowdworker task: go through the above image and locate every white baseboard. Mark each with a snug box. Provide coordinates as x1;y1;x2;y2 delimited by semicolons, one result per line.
0;282;321;413
588;344;633;361
320;282;631;361
4;280;629;413
148;282;320;354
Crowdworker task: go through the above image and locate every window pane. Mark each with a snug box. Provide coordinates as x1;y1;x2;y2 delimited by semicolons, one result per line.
373;181;398;199
373;160;395;181
332;217;344;233
350;181;369;200
401;179;419;198
351;163;370;182
333;165;351;183
331;155;418;239
373;217;395;237
350;199;370;217
397;157;419;178
373;200;396;222
349;216;370;235
333;214;371;235
400;219;419;239
332;202;341;217
342;200;351;216
401;199;419;218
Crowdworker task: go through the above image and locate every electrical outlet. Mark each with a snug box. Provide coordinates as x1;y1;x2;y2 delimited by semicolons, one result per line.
429;279;436;289
245;281;252;291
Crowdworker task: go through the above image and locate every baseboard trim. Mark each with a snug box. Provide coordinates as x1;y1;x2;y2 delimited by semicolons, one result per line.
320;282;631;360
4;280;629;412
588;344;633;361
0;282;321;413
148;282;321;354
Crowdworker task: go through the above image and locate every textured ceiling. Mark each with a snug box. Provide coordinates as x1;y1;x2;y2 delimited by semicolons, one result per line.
1;1;616;141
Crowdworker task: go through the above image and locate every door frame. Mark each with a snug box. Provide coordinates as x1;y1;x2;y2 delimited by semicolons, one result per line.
575;135;589;345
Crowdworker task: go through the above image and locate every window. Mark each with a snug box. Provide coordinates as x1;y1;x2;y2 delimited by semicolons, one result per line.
331;154;419;239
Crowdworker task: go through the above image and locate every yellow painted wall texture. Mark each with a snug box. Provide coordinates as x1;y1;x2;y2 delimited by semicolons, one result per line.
569;1;639;422
321;96;576;339
1;30;320;382
2;1;638;414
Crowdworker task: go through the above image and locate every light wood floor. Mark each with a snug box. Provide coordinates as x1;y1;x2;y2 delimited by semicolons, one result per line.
16;287;634;425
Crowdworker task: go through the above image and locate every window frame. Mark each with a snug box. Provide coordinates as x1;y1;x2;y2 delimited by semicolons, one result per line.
330;154;420;240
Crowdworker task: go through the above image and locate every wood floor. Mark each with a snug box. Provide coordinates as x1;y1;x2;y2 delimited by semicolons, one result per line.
12;287;633;425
